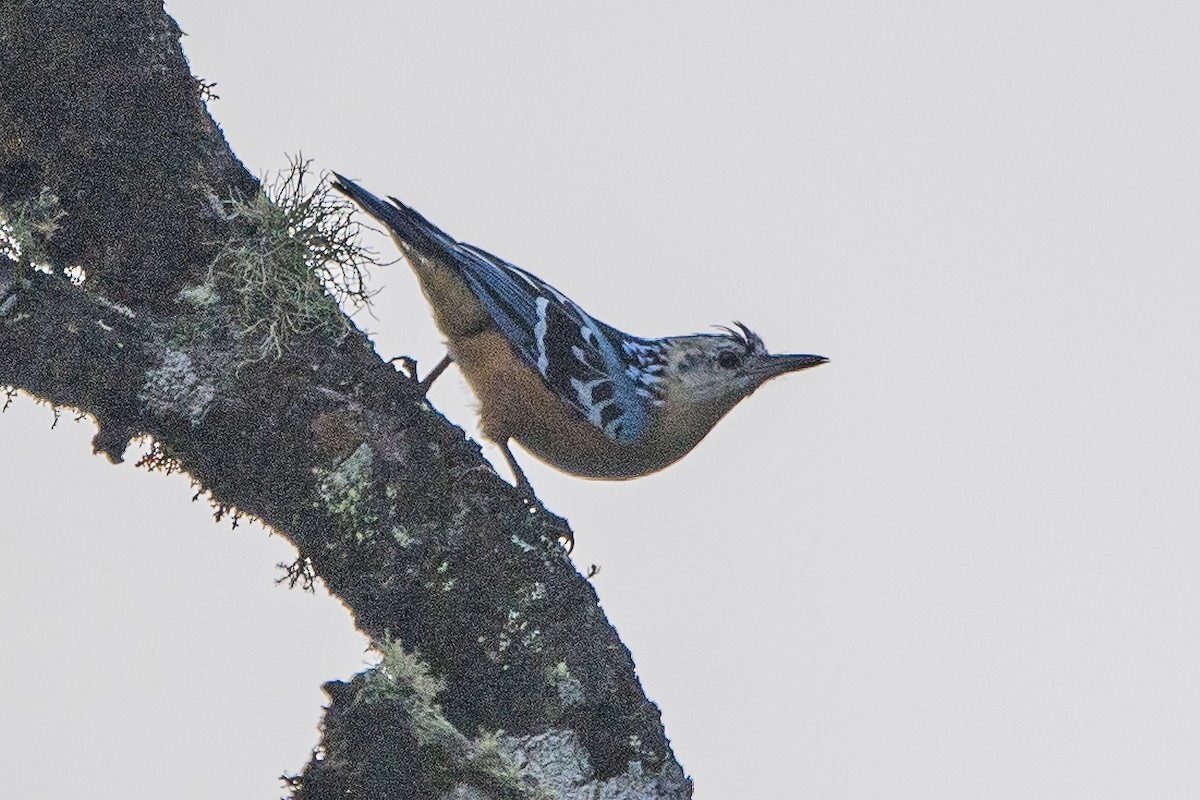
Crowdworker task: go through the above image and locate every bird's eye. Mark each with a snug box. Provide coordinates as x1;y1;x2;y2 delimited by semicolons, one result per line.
717;351;740;370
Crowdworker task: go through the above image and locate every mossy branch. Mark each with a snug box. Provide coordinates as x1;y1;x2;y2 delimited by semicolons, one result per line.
207;155;386;365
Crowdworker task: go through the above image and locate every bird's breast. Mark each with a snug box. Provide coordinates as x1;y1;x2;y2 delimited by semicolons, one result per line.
448;328;706;479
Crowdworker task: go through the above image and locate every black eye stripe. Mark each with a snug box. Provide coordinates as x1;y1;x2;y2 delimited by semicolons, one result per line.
717;351;740;369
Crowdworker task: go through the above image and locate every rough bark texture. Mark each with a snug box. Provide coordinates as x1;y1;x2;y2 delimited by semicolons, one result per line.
0;3;692;798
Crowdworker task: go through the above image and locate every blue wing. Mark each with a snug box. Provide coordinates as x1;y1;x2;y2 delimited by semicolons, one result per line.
332;174;665;444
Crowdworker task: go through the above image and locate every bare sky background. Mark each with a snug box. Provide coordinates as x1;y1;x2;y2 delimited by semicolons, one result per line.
3;2;1198;797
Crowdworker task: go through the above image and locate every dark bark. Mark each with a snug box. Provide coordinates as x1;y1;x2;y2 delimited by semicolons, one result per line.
0;3;691;798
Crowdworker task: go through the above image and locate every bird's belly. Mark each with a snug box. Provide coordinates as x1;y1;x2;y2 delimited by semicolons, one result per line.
449;328;695;480
513;425;684;480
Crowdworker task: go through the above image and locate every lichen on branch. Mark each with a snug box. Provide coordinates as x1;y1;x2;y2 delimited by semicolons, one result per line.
205;155;386;364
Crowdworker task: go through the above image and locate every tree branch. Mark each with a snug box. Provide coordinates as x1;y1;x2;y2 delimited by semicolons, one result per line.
0;3;691;798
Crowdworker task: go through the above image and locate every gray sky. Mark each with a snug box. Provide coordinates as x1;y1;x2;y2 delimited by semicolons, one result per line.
3;2;1198;797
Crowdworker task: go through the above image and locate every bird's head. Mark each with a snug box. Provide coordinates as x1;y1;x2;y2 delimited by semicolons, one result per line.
659;322;827;415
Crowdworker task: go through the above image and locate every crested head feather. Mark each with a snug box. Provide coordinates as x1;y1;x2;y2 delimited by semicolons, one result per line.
713;321;765;356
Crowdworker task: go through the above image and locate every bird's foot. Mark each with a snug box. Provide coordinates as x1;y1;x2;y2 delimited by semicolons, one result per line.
390;355;419;382
389;354;453;394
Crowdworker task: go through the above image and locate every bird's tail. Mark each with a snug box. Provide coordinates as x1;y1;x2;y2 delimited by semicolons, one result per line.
331;173;458;259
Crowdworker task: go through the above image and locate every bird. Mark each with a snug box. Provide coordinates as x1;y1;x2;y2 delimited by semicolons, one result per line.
332;173;827;500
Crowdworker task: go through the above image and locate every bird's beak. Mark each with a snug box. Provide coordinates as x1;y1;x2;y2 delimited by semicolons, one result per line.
756;353;829;380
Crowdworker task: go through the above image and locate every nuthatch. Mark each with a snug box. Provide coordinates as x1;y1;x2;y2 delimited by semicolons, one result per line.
333;174;827;498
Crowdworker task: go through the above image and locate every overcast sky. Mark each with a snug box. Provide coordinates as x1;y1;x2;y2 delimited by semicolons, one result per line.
3;2;1199;798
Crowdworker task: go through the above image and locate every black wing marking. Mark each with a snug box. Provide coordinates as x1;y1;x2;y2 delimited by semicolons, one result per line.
333;174;664;443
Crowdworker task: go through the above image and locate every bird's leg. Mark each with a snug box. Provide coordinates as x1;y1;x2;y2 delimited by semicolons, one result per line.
498;439;575;553
419;354;453;393
498;439;536;501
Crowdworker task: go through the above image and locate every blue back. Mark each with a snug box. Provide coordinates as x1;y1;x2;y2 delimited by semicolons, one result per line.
333;175;666;444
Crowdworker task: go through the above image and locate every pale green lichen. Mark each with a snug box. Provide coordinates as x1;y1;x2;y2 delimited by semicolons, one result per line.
510;534;536;553
517;582;548;603
547;662;585;710
316;448;424;546
319;444;373;508
364;641;457;748
0;186;67;270
625;734;650;777
468;731;525;795
391;524;415;547
177;282;220;308
139;345;216;425
369;643;445;705
316;444;381;541
496;729;593;799
359;644;574;798
205;155;382;365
